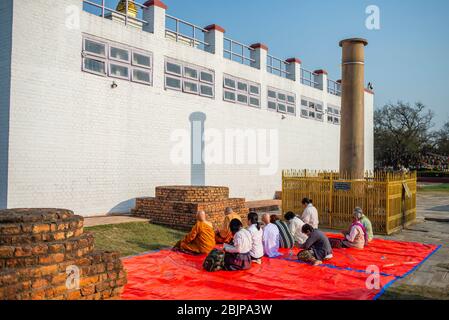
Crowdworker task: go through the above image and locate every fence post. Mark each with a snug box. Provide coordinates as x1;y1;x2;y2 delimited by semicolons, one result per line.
249;43;268;70
286;58;301;82
314;69;328;92
142;0;167;37
204;24;225;55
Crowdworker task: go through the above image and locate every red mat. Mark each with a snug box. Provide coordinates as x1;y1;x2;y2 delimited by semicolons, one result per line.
121;237;440;301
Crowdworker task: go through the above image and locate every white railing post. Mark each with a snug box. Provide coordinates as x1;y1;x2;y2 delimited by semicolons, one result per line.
249;43;268;70
314;69;328;91
286;58;302;82
204;24;225;55
142;0;167;37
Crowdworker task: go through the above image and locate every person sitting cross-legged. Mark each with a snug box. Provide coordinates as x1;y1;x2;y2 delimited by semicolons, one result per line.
355;207;374;242
330;209;368;250
174;211;216;255
223;219;253;271
297;224;333;266
215;207;242;244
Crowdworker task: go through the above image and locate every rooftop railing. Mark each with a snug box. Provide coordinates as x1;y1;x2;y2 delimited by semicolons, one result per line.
82;0;149;26
327;79;342;96
82;1;344;96
267;55;290;78
301;68;319;88
223;38;255;66
165;15;209;51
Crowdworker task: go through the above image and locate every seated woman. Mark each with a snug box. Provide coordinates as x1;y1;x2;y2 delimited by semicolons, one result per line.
174;211;216;255
262;214;282;258
247;212;264;264
330;209;368;250
215;207;242;244
223;219;253;271
355;207;374;242
298;224;333;266
284;211;308;245
271;215;295;249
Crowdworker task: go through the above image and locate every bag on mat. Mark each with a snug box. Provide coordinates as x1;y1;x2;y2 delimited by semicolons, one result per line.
203;249;225;272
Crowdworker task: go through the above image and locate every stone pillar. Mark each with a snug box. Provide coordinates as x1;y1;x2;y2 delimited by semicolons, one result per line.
204;24;225;55
339;38;368;179
314;69;328;92
249;43;268;70
142;0;167;37
286;58;302;82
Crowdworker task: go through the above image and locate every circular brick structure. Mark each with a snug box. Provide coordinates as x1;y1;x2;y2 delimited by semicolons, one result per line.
0;209;127;300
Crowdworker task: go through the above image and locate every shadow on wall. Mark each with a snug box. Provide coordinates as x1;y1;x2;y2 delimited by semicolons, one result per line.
108;198;136;215
106;111;207;215
190;112;206;186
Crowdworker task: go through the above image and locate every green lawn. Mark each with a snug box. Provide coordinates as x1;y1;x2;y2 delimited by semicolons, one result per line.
418;183;449;192
85;222;185;257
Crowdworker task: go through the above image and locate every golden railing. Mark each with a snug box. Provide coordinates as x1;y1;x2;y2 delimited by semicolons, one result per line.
282;170;417;235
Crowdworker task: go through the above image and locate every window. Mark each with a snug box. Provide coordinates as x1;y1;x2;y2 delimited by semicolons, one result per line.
166;61;182;76
249;85;260;96
183;81;199;94
83;57;106;76
165;76;182;90
84;39;106;57
223;74;261;109
268;87;296;115
110;46;130;63
109;63;129;80
132;69;151;84
224;90;236;102
82;36;153;86
133;52;151;68
327;104;341;125
165;59;215;99
300;96;324;121
200;71;214;84
184;66;198;80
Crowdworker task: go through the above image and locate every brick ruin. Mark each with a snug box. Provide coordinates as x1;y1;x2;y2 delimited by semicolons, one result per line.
0;209;126;300
133;186;249;231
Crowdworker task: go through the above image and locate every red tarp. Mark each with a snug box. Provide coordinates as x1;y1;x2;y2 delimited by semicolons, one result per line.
121;236;440;301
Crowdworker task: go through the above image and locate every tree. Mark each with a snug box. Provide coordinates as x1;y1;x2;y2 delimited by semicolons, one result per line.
374;102;434;169
435;120;449;156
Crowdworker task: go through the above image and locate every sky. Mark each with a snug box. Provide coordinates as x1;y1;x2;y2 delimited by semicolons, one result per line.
95;0;449;129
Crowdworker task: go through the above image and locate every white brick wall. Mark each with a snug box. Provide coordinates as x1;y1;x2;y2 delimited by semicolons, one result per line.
5;0;374;216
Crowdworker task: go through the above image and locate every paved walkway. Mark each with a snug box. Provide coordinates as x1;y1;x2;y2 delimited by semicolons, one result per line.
377;192;449;299
84;215;149;228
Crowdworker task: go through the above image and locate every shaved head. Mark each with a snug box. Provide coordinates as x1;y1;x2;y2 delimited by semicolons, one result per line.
225;207;233;215
262;213;270;225
197;211;206;222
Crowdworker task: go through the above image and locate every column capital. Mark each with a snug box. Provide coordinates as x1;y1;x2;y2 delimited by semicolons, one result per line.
204;24;225;33
143;0;168;10
286;57;301;64
250;43;268;51
314;69;328;75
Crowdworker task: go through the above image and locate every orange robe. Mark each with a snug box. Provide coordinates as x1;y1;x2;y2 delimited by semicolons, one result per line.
178;221;216;254
215;213;242;244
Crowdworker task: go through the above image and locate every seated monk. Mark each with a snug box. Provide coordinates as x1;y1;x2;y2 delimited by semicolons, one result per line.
215;207;242;244
174;211;216;254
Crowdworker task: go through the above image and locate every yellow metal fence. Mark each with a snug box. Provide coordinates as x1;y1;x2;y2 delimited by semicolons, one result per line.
282;170;417;235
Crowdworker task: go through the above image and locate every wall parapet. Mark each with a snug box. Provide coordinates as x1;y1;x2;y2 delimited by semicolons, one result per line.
82;0;348;93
